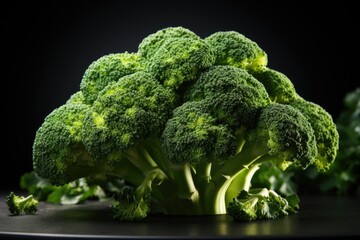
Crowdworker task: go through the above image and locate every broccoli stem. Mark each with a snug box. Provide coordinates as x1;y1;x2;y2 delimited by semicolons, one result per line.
126;147;158;173
225;164;261;206
203;143;268;214
136;168;166;199
140;136;174;179
163;163;201;214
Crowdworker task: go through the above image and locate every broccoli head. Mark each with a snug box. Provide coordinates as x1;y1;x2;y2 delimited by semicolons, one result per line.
30;26;339;222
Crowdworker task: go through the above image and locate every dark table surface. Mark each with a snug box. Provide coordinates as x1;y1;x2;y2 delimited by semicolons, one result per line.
0;192;359;239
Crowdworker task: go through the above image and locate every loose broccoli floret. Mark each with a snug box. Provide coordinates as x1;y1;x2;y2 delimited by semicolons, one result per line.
80;52;143;104
205;31;267;72
251;68;298;103
161;101;236;166
228;189;299;221
6;192;38;215
30;26;339;222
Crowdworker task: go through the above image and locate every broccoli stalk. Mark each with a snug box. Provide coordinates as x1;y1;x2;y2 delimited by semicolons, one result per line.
6;192;38;215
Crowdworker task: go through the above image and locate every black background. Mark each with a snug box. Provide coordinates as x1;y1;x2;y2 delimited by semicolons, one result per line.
2;1;358;191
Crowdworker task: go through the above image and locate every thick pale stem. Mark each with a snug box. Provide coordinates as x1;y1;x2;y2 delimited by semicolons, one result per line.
203;143;268;215
225;164;261;205
171;163;199;200
141;136;174;179
126;147;157;174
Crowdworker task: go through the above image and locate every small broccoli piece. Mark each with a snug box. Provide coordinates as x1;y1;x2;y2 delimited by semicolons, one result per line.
227;189;299;221
80;52;143;104
138;26;200;61
205;31;267;72
6;192;38;215
290;98;339;171
251;68;298;103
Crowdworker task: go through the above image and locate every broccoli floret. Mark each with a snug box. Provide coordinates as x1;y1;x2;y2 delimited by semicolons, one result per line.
80;52;143;104
228;189;299;221
161;101;236;166
145;37;215;91
81;71;174;161
251;68;298;103
6;192;38;215
205;31;267;72
138;26;200;61
33;103;96;185
185;66;271;128
290;98;339;171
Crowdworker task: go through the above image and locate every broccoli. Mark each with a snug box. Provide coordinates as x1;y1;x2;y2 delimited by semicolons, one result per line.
6;192;38;215
80;52;143;104
205;31;267;72
228;189;299;221
251;68;297;103
31;26;339;221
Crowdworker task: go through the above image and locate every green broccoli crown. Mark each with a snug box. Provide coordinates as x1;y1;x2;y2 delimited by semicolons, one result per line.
205;31;267;72
6;192;38;215
186;66;271;128
80;52;143;104
33;103;95;185
146;37;215;90
31;26;340;222
162;101;236;165
250;103;318;169
138;26;200;61
290;98;339;171
82;71;174;160
251;68;298;103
